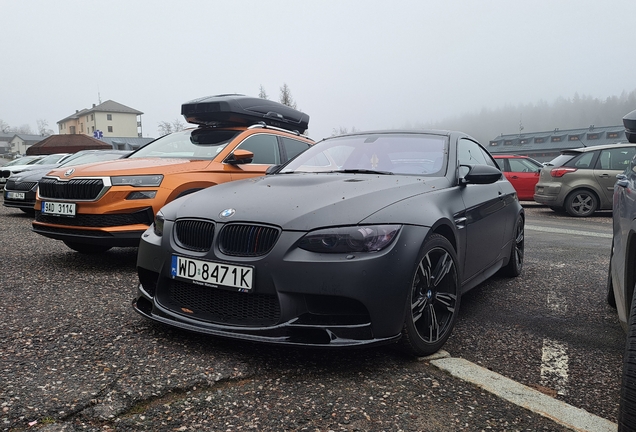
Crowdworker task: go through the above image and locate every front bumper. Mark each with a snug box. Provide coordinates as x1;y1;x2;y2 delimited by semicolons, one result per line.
134;223;430;348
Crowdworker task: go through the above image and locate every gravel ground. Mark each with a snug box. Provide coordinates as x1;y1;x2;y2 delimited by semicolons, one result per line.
0;203;572;431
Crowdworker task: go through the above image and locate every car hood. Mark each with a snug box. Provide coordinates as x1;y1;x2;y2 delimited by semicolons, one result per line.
170;173;450;230
44;158;213;178
10;167;52;182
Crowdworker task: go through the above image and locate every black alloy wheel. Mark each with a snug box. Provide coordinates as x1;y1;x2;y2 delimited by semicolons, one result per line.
565;189;598;217
618;281;636;431
500;215;524;277
401;234;460;357
63;241;112;254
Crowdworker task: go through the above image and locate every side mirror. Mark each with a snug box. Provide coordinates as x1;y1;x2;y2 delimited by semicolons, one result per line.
624;109;636;144
461;164;502;185
225;149;254;165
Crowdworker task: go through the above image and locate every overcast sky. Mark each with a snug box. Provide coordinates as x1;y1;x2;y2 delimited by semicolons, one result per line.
2;0;635;140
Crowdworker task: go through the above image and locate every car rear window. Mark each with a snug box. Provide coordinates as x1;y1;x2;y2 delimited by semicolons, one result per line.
546;154;576;167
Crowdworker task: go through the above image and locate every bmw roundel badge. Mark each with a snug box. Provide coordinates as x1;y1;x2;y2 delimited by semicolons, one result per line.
64;168;75;177
220;208;236;218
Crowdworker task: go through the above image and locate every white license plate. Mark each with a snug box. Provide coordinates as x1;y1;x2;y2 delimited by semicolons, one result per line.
42;201;76;217
6;191;25;200
171;255;253;291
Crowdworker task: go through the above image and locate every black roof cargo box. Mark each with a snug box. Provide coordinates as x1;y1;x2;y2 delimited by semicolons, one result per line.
624;109;636;143
181;94;309;133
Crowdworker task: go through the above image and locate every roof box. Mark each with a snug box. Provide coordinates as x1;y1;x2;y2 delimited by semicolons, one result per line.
181;94;309;133
624;109;636;143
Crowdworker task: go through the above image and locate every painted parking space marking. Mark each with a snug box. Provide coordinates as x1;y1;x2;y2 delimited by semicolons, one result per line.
541;338;569;396
428;352;617;432
526;224;612;239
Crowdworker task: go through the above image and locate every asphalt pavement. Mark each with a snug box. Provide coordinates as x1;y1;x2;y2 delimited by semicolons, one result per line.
0;202;620;431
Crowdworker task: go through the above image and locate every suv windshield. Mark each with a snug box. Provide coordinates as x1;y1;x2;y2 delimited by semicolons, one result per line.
130;129;240;160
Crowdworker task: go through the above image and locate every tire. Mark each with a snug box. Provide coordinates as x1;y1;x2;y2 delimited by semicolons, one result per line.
564;189;598;217
500;214;524;277
618;281;636;431
401;234;460;357
63;241;112;254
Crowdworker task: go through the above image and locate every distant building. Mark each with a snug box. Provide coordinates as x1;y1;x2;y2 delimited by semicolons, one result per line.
488;125;627;162
9;133;49;155
57;100;143;138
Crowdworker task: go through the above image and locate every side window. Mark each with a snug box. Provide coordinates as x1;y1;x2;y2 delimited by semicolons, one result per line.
458;139;493;176
281;137;311;161
494;158;506;171
236;134;280;165
509;158;539;173
598;147;636;170
568;152;595;169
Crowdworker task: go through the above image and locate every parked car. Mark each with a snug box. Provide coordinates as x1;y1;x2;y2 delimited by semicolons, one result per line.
32;95;314;254
0;155;45;185
534;143;636;216
609;109;636;431
3;150;131;213
0;153;71;187
493;154;543;200
133;129;524;356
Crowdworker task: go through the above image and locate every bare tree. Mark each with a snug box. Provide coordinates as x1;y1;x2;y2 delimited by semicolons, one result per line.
36;119;53;136
157;121;173;136
158;118;186;136
172;118;185;132
279;83;297;109
0;119;9;133
259;85;269;100
16;124;32;134
331;126;358;136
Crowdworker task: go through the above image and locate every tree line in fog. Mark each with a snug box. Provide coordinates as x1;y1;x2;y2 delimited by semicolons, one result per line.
418;89;636;145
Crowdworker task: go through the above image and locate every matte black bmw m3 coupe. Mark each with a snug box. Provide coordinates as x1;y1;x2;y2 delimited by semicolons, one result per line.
134;130;525;356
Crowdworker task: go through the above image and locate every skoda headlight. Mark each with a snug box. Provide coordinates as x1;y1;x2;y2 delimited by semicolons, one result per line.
153;211;165;236
298;225;400;253
111;174;163;187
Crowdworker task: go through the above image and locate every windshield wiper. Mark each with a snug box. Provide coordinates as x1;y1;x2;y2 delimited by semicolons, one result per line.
331;169;394;175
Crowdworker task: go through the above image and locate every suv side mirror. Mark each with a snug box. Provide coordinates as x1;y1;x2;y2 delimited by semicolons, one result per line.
225;149;254;165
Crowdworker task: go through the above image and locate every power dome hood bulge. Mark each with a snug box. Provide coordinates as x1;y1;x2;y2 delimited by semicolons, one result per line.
170;174;449;230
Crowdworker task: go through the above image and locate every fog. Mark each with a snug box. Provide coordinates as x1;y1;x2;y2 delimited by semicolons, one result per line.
2;0;635;142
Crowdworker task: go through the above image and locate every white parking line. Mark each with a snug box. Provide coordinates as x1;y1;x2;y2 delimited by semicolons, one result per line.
541;338;569;396
526;224;613;239
428;352;617;431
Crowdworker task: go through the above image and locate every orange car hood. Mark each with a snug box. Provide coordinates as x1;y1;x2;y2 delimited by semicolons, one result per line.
45;158;214;178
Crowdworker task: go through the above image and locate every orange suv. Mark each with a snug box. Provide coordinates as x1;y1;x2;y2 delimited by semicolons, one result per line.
32;94;313;253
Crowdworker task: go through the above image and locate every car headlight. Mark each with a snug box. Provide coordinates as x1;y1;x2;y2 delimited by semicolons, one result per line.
111;175;163;187
153;211;165;236
298;225;401;253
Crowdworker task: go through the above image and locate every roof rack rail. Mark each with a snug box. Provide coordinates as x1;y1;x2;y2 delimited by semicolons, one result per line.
248;122;304;136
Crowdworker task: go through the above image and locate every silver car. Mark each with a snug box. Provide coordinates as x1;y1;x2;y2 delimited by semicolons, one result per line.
534;143;636;216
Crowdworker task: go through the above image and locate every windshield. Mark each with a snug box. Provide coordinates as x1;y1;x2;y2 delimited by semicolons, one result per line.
280;133;448;176
129;129;240;159
5;156;42;166
36;154;68;165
